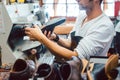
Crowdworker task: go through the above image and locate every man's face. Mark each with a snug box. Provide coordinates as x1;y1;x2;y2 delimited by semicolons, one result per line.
76;0;93;10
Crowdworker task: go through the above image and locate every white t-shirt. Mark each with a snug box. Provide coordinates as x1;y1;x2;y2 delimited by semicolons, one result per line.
68;12;115;59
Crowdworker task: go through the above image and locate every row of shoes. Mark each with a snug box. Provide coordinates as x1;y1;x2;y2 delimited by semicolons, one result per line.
1;56;83;80
35;56;83;80
3;54;120;80
87;54;120;80
0;59;36;80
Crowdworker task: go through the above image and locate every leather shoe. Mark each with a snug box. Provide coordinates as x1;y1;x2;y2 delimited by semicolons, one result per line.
105;54;119;79
60;56;83;80
9;59;36;80
36;63;62;80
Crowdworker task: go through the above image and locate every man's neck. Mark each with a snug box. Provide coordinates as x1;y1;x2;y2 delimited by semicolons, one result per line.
86;7;102;21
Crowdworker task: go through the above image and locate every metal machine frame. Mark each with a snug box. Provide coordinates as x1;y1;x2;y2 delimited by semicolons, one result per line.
0;2;41;64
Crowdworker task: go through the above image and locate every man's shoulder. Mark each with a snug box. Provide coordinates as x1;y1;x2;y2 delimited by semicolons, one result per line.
96;13;114;27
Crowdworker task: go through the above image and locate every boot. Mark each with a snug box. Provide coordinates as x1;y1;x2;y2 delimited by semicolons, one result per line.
9;59;36;80
36;63;62;80
87;63;108;80
87;63;119;80
105;54;119;80
87;54;119;80
113;66;120;79
60;56;83;80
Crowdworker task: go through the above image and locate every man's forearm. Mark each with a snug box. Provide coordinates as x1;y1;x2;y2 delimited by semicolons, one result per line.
39;35;77;59
57;38;71;49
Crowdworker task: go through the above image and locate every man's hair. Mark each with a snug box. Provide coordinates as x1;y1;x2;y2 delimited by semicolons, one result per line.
90;0;103;4
100;0;103;4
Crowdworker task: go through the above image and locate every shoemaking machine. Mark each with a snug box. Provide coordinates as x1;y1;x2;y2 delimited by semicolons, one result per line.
0;2;67;80
0;2;66;66
0;2;42;65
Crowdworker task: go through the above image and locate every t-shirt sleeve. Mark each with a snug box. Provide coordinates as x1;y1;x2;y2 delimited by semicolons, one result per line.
74;24;114;59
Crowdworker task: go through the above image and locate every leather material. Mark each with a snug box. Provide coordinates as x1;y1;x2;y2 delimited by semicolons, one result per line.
88;63;119;80
41;17;66;33
9;59;36;80
105;54;119;79
71;36;83;50
88;63;108;80
108;69;118;79
70;31;83;50
44;63;62;80
7;24;27;51
60;56;83;80
36;56;83;80
115;66;120;79
36;63;62;80
87;54;119;80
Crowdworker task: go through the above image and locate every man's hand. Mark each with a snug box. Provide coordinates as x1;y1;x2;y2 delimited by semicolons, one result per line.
25;25;43;41
44;30;57;41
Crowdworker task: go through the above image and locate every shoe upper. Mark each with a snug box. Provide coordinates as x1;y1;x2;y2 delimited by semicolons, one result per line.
9;59;36;80
60;56;83;80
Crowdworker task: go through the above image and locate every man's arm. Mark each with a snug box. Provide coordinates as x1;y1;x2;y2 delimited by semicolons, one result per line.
25;25;77;60
38;34;78;60
54;25;73;35
53;25;73;49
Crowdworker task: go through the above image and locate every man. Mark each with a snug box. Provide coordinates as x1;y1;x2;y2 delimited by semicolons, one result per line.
25;0;114;60
115;21;120;55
